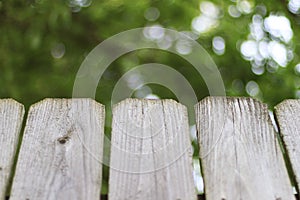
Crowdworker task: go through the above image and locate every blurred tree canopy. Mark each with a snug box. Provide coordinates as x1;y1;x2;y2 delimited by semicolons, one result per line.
1;0;300;109
1;0;300;194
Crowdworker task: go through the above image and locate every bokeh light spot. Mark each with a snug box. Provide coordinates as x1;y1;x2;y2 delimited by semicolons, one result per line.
212;36;225;55
246;80;260;96
144;7;160;21
51;43;65;59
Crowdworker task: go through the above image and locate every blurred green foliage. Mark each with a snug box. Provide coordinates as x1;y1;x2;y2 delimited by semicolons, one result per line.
1;0;300;194
1;0;300;110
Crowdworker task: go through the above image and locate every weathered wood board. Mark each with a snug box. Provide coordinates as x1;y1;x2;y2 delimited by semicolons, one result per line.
10;99;105;200
109;99;196;200
0;99;24;200
275;99;300;193
195;97;294;200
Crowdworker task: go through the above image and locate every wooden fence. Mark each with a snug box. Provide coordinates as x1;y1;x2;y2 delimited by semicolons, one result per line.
0;97;299;200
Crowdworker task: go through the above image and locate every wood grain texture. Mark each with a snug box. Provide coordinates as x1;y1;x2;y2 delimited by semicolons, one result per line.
10;99;104;200
275;99;300;193
0;99;24;200
109;99;196;200
195;97;294;200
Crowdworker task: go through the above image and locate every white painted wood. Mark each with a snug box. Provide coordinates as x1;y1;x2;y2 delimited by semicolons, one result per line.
195;97;294;200
275;99;300;193
0;99;24;200
10;99;105;200
109;99;196;200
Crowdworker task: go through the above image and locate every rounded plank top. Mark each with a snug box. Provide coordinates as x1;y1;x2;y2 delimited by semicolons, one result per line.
0;99;24;200
275;99;300;193
10;98;105;200
109;98;196;200
195;97;294;200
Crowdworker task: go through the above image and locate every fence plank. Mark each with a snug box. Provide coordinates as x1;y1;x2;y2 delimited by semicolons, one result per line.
195;97;294;200
109;99;196;200
275;99;300;193
0;99;24;200
10;99;105;200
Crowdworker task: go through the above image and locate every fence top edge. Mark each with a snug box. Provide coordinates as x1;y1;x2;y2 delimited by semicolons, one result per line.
274;99;300;112
112;98;185;111
194;96;268;108
27;98;105;110
6;97;300;112
0;98;25;109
